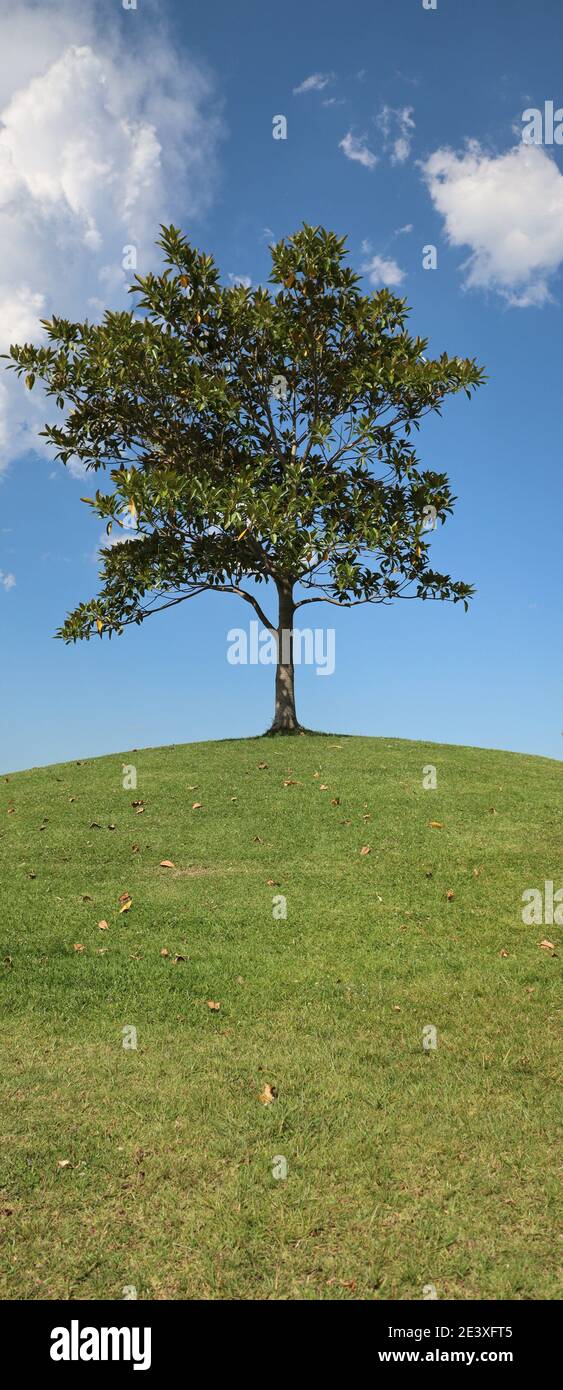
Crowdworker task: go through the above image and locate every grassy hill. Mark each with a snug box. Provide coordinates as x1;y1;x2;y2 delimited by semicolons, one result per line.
0;734;560;1301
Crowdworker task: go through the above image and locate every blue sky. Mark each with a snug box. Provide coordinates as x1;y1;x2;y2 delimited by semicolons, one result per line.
0;0;562;771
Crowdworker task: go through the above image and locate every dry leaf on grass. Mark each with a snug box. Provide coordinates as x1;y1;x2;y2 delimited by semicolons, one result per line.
539;939;556;951
192;802;203;810
500;949;509;957
131;800;144;808
360;845;371;856
160;948;170;958
331;797;341;806
207;1000;220;1011
159;860;175;869
257;761;269;770
446;889;455;902
73;943;85;952
118;893;132;914
57;1159;71;1169
258;1083;277;1104
429;820;443;829
98;920;109;931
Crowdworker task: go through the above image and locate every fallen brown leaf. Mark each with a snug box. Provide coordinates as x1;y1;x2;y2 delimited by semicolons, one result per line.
360;845;371;856
159;860;175;869
192;802;203;810
258;1083;277;1104
446;889;455;901
207;1000;221;1010
160;948;170;958
539;939;555;951
98;920;109;931
257;762;268;770
73;943;85;952
430;821;443;829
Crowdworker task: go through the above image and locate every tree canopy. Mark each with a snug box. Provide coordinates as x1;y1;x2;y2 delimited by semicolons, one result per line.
5;223;485;729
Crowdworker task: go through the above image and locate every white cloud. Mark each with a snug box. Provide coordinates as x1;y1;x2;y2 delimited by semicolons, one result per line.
362;254;405;288
339;131;378;171
421;140;563;305
376;105;415;164
228;273;252;289
0;0;224;472
293;72;333;95
0;570;16;591
395;223;413;236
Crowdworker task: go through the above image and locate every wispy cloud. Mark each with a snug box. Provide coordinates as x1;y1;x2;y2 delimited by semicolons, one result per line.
293;72;334;95
339;131;378;171
376;105;415;164
0;570;16;591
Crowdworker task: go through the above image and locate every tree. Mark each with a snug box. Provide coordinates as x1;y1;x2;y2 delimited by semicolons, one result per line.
5;225;485;732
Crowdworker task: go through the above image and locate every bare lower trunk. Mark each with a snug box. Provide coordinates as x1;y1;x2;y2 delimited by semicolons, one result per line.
268;582;302;733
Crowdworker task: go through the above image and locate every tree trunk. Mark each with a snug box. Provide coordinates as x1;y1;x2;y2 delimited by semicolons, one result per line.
268;581;302;733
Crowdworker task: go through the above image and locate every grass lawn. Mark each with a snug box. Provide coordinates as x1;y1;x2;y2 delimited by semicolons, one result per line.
0;734;560;1301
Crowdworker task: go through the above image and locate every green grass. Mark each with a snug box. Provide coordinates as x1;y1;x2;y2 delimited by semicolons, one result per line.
0;735;560;1301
